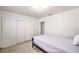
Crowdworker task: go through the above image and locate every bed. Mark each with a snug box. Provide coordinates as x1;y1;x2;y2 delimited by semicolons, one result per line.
32;34;79;53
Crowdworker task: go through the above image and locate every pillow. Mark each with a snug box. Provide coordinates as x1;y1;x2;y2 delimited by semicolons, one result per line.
73;35;79;46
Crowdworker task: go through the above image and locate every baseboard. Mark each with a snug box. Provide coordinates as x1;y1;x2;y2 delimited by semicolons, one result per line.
24;39;32;42
15;39;32;45
0;48;3;50
0;39;32;49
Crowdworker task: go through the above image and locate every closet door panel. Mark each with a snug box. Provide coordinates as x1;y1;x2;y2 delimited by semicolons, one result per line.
0;18;1;48
2;19;16;48
16;20;25;43
25;20;34;40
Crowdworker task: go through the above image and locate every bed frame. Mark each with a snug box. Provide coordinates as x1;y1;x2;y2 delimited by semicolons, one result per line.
32;38;48;53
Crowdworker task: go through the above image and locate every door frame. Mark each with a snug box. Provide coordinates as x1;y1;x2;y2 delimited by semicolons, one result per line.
40;21;45;35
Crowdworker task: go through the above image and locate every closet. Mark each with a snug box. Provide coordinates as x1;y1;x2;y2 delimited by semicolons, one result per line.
0;11;39;48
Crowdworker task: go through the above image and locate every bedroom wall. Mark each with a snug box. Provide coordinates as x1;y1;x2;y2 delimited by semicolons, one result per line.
40;8;79;37
0;10;40;48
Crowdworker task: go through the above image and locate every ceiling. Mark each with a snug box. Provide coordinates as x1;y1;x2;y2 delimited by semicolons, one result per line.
0;6;79;18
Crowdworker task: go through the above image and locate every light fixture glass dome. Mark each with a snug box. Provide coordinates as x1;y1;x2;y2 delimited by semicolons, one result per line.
32;6;48;12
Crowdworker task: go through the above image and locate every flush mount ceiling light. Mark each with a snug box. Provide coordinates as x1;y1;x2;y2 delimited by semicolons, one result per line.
32;6;48;12
32;6;48;9
31;0;49;13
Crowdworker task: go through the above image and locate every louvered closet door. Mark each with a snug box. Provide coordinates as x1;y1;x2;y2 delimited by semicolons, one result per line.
16;20;25;43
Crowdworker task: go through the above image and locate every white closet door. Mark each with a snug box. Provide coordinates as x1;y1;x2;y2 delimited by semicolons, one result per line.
16;20;25;43
2;19;16;48
0;19;1;48
25;20;34;40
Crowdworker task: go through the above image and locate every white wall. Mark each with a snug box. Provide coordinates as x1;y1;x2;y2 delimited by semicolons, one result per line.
34;19;40;36
40;8;79;37
0;10;40;48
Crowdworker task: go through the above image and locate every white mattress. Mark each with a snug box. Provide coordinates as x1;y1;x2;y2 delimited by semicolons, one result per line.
33;35;79;53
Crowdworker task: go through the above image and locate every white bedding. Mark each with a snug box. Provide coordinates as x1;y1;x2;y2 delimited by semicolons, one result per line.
33;35;79;53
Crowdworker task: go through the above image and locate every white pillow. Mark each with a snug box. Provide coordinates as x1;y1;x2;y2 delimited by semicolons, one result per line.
73;35;79;46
